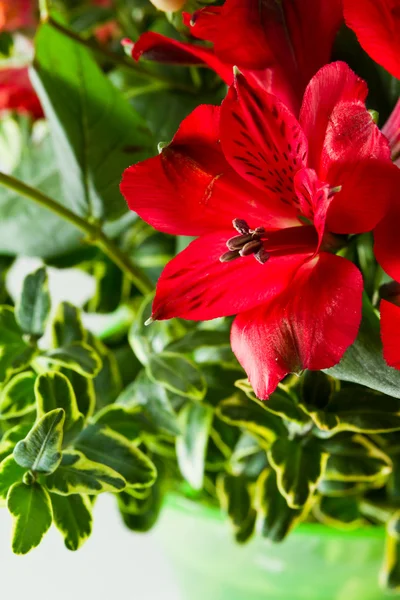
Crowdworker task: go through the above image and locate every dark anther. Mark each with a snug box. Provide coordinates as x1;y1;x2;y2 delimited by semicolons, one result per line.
240;240;263;256
232;218;250;234
227;233;253;250
220;250;241;263
219;218;270;264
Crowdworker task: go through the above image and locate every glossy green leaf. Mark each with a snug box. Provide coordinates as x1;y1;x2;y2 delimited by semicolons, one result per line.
32;22;152;222
15;267;50;338
0;371;36;419
7;482;52;554
0;455;26;501
268;437;328;508
51;492;92;551
0;307;36;382
325;295;400;398
75;424;156;488
176;402;213;490
116;370;180;436
217;394;286;444
52;302;86;347
147;352;206;401
13;408;64;474
46;450;126;494
43;342;102;378
35;371;84;444
255;469;304;542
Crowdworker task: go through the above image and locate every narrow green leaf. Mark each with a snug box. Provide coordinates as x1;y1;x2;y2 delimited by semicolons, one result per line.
268;437;328;508
116;370;180;436
176;403;213;490
0;371;36;419
15;267;50;338
46;450;126;494
35;371;84;444
75;424;156;488
32;22;152;222
147;352;207;401
0;455;26;501
43;342;102;377
255;469;304;542
325;295;400;398
0;307;36;382
51;492;92;551
13;408;64;474
52;302;86;347
7;482;52;554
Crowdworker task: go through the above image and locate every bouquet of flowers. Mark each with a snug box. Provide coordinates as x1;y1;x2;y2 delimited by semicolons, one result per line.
1;0;400;594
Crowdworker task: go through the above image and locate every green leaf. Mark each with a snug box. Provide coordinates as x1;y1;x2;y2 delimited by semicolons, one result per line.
0;371;36;419
216;394;286;445
176;402;213;490
13;408;65;474
166;329;231;354
0;456;26;501
381;511;400;591
325;295;400;398
216;473;256;544
51;492;92;551
0;307;36;383
32;22;152;222
0;122;80;258
52;302;86;346
307;387;400;434
119;477;163;533
87;332;122;407
15;267;50;338
43;342;102;377
35;371;85;444
268;437;328;508
236;379;310;425
116;370;180;436
93;405;151;440
255;469;304;542
0;422;32;462
46;450;126;494
322;434;392;482
314;496;364;530
59;368;96;419
75;424;156;488
7;482;52;554
147;352;207;401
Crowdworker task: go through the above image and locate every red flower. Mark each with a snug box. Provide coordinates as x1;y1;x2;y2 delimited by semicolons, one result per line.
126;0;342;111
0;67;43;120
0;0;35;31
344;0;400;80
121;62;399;399
382;99;400;167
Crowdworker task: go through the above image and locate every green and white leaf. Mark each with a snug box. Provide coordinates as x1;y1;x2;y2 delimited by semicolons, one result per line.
42;342;102;377
176;402;213;490
7;482;52;554
51;492;92;551
0;455;26;501
147;352;207;401
0;307;36;382
15;267;50;338
0;371;36;419
52;301;86;347
13;408;64;474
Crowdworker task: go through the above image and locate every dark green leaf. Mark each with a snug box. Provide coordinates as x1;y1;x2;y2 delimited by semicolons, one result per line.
119;478;163;533
15;267;50;338
87;333;122;408
51;492;92;551
0;371;36;419
7;482;52;554
32;22;152;222
314;495;364;530
43;342;102;377
216;473;256;544
75;424;156;488
176;403;213;490
268;437;328;508
147;352;206;401
0;455;26;500
13;408;64;474
46;450;126;494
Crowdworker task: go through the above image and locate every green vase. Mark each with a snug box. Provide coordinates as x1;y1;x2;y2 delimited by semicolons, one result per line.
156;496;388;600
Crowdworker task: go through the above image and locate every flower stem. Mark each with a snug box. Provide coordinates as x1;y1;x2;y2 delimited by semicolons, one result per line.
0;171;154;295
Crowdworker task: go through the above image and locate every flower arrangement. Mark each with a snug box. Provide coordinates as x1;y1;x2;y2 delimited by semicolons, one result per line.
1;0;400;595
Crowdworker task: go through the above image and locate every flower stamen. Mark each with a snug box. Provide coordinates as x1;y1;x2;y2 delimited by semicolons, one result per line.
220;219;270;264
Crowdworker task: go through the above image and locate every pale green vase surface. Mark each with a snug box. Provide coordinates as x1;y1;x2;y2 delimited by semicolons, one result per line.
155;495;389;600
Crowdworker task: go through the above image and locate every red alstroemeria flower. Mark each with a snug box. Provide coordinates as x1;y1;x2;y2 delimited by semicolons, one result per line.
0;67;43;119
344;0;400;80
382;99;400;167
0;0;35;31
121;62;399;399
126;0;342;111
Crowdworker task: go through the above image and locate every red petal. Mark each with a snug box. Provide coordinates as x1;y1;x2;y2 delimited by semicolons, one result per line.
383;99;400;165
326;159;399;234
374;200;400;282
344;0;400;80
231;253;363;399
152;231;311;321
293;168;331;247
220;72;307;208
381;299;400;370
121;105;299;235
126;32;233;84
299;62;368;171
